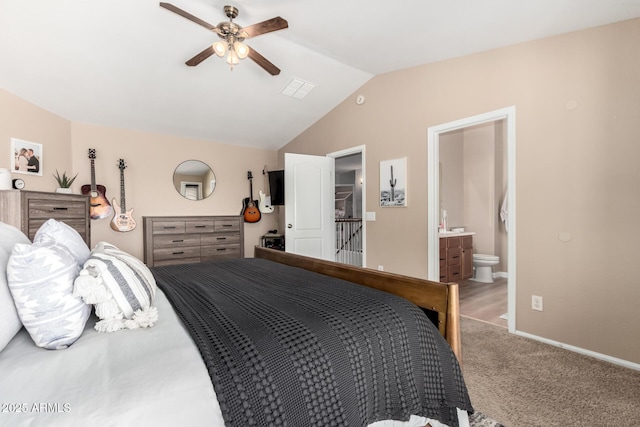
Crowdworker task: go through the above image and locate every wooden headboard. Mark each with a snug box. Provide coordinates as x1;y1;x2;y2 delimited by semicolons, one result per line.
254;247;462;363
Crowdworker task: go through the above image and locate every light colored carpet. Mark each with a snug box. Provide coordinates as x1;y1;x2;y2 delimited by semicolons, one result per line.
460;316;640;426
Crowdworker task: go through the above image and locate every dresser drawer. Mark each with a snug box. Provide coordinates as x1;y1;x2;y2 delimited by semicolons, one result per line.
152;221;186;235
186;220;214;234
153;234;201;248
201;234;241;246
153;257;201;267
28;199;87;219
214;219;240;232
202;243;241;259
27;218;88;242
153;246;201;262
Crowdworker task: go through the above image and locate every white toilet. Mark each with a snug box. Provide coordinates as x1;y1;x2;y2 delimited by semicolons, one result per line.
472;254;500;283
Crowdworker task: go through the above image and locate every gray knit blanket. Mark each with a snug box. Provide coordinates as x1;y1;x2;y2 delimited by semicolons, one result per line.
153;258;473;427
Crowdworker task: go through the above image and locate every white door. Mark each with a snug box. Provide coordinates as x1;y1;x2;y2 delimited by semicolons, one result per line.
284;153;335;261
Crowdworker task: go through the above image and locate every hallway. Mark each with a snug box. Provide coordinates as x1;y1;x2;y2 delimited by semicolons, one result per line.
458;277;508;327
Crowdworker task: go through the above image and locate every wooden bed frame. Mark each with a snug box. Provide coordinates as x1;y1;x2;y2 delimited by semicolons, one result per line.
254;247;462;363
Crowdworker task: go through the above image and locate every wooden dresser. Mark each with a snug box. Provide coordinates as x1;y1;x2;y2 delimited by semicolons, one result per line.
0;190;91;245
143;215;244;267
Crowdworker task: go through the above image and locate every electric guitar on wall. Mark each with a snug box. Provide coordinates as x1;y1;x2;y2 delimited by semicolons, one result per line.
81;148;112;220
241;171;261;223
259;166;275;214
110;159;136;232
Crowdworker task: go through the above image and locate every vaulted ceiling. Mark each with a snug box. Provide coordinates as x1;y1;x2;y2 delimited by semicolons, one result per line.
1;0;638;150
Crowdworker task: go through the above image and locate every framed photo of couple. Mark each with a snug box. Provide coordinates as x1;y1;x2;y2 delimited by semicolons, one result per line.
11;138;43;176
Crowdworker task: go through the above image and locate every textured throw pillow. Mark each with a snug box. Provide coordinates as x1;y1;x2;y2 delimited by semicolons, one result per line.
34;218;90;268
7;240;91;350
0;222;31;352
74;242;158;333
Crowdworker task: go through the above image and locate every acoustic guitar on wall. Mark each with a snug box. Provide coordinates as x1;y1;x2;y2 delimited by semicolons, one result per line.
81;148;112;220
110;159;136;232
241;171;261;223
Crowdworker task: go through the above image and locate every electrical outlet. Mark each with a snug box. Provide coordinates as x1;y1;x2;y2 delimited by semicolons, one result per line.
532;295;543;311
378;265;384;271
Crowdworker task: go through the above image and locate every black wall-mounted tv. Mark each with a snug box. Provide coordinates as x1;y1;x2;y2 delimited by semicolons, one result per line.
267;170;285;205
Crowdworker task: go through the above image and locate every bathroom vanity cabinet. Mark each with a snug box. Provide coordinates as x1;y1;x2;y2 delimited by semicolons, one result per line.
439;234;474;283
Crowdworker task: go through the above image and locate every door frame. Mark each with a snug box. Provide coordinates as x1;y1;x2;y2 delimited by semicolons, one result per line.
327;145;366;267
427;106;516;332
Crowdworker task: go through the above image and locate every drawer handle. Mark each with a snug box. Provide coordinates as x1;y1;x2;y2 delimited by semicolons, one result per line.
163;226;177;229
216;248;227;252
172;239;184;243
216;237;227;241
194;225;206;228
53;207;68;211
222;224;232;227
172;251;185;255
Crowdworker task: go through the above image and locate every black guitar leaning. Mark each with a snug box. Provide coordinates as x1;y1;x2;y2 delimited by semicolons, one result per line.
241;171;261;223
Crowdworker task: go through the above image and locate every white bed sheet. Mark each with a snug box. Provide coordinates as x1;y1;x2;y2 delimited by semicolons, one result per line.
0;289;468;427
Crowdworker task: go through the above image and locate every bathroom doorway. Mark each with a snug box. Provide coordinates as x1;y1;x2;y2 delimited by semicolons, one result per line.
427;107;516;332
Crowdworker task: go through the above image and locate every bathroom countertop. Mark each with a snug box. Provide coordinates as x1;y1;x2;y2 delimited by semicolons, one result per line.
438;231;476;237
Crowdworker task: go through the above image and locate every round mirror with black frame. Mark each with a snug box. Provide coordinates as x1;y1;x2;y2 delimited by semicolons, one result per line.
173;160;216;200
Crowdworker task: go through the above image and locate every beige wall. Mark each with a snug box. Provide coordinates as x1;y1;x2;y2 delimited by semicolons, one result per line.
0;90;279;259
280;19;640;364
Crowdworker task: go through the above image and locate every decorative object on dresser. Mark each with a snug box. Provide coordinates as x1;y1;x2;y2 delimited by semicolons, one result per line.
241;171;261;223
258;166;274;214
110;159;136;232
440;234;474;283
81;148;112;220
11;178;25;190
143;215;244;267
0;168;11;190
53;170;78;194
0;190;91;245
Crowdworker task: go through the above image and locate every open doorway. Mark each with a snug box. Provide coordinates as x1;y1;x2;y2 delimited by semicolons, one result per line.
427;107;516;332
328;146;366;267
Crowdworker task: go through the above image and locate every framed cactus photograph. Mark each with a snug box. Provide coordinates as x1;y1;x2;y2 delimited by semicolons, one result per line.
380;157;406;207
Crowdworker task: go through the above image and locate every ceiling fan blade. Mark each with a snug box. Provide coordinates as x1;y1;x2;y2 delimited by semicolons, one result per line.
159;2;219;33
240;17;288;39
186;46;215;66
247;47;281;75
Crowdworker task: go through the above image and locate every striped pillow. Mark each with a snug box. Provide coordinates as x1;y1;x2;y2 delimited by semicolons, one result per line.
74;242;158;333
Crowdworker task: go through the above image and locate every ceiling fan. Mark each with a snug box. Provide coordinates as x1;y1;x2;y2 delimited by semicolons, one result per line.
159;2;288;75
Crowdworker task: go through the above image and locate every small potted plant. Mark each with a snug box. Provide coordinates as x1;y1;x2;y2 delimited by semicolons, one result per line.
53;170;78;193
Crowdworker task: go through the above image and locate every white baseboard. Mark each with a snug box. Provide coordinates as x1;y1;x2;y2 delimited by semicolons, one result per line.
514;330;640;372
493;271;508;279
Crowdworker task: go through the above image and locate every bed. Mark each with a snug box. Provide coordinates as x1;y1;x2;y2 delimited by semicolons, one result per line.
0;220;473;427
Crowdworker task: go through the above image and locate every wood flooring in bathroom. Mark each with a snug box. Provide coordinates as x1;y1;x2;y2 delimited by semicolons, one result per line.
458;277;508;328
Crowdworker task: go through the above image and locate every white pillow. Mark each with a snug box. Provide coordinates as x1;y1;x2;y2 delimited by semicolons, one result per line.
0;222;30;352
74;242;158;333
34;218;90;267
7;240;91;350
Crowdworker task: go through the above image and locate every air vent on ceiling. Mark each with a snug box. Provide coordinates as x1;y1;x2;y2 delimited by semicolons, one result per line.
281;78;315;99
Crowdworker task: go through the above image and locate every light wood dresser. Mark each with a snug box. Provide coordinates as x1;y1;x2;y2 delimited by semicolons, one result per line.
143;215;244;267
0;190;91;245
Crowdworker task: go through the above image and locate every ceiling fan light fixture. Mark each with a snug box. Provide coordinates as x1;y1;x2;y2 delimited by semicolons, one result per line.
212;41;227;57
234;41;249;59
226;49;240;68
